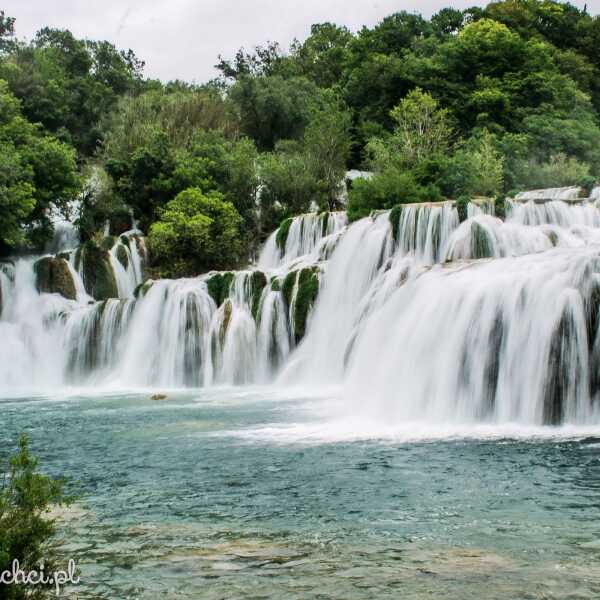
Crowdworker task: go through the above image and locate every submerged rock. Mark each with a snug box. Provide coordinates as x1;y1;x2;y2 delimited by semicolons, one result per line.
151;393;168;401
34;257;77;300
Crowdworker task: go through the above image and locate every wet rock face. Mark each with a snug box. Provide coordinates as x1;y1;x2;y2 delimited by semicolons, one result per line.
77;241;119;301
34;257;77;300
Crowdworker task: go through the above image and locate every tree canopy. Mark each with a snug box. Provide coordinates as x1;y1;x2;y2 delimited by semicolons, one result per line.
1;0;599;271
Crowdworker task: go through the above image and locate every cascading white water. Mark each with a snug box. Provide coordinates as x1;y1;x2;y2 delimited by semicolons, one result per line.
3;191;600;425
109;232;146;298
258;212;347;269
515;186;582;201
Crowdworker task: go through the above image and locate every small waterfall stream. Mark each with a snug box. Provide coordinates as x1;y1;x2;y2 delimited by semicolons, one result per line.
2;191;600;424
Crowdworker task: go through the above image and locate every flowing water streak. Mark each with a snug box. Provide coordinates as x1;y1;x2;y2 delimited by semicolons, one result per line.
109;233;147;298
258;212;347;269
341;246;599;425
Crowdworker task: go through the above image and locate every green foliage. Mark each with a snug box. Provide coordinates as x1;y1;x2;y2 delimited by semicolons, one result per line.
77;166;131;241
347;171;441;222
100;88;233;163
368;89;453;171
228;75;321;150
303;97;353;210
259;142;317;232
148;188;242;278
579;175;597;196
3;1;600;266
0;79;80;250
292;23;353;88
0;434;69;600
517;153;591;190
445;131;505;197
0;27;143;155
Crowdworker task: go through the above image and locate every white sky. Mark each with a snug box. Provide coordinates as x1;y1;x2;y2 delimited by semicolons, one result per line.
3;0;598;82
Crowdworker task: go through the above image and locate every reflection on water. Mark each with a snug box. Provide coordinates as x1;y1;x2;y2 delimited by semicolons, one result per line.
2;388;600;599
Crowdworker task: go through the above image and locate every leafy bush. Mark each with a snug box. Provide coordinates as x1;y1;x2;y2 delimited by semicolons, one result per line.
148;187;242;277
347;171;442;222
517;153;591;190
0;435;69;600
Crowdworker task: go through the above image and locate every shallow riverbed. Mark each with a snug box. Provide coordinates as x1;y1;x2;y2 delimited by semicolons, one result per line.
2;387;600;599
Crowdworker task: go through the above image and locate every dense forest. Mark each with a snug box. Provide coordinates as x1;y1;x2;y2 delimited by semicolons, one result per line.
0;0;599;277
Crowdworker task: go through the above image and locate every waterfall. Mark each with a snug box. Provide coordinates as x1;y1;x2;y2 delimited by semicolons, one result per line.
258;212;347;269
515;187;582;201
3;190;600;425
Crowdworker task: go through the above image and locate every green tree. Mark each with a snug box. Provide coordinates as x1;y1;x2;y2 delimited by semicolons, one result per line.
0;435;69;600
367;88;453;171
0;80;80;250
228;75;320;150
445;130;505;197
304;98;353;209
148;188;243;277
347;170;441;222
259;141;319;232
292;23;353;88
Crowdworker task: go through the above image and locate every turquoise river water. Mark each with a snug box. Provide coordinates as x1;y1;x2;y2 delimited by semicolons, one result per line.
2;387;600;599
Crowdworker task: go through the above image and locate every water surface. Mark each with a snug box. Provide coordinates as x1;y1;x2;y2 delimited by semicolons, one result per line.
2;388;600;599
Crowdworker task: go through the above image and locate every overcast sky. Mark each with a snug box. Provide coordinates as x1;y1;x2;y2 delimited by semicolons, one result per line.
3;0;599;83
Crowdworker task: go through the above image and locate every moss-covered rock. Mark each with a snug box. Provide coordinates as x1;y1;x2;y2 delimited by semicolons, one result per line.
206;272;234;307
271;277;281;292
33;257;77;300
494;196;506;220
133;278;155;299
219;299;233;345
292;267;320;342
389;205;403;243
120;234;130;248
80;240;119;300
249;270;267;319
116;244;129;270
456;195;469;223
470;221;494;259
100;235;116;251
276;217;293;251
320;212;330;236
282;270;298;309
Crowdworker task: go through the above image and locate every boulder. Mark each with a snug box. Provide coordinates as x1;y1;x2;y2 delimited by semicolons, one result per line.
79;240;119;300
34;257;77;300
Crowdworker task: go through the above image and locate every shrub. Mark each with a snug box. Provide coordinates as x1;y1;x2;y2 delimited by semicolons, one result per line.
148;187;243;278
347;170;441;222
0;435;69;600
